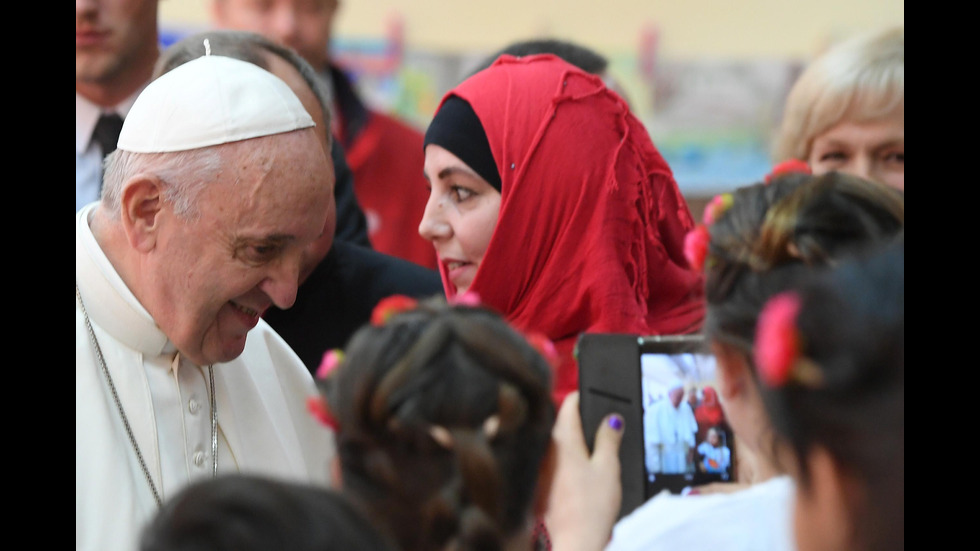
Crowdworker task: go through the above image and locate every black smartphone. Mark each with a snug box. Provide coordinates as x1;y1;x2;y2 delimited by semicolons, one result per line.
576;333;735;519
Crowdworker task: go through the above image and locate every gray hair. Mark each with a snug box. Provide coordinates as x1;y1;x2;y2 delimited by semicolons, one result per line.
100;146;222;220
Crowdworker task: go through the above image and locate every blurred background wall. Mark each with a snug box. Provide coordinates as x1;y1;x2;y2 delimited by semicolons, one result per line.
159;0;903;197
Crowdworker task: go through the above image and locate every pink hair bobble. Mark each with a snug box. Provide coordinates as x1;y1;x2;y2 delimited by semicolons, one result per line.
316;349;345;380
754;292;823;388
451;290;482;307
703;193;734;226
310;348;345;431
684;225;711;272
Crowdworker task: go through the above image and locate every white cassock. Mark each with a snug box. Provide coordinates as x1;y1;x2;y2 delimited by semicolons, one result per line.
76;204;335;551
644;398;699;474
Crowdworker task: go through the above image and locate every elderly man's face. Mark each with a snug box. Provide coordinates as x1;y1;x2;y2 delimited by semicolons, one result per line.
147;129;332;365
669;387;684;408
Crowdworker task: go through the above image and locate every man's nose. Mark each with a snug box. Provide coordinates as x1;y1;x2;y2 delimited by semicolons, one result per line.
260;256;302;309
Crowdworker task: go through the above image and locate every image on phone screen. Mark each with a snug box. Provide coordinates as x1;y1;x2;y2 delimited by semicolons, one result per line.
640;348;734;496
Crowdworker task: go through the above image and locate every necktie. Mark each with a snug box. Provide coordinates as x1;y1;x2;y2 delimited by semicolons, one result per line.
92;112;124;194
93;112;124;159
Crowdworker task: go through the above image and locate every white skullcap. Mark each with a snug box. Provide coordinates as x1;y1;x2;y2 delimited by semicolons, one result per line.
117;52;314;153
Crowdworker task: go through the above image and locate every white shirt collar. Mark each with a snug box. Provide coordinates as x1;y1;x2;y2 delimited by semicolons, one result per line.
76;203;173;357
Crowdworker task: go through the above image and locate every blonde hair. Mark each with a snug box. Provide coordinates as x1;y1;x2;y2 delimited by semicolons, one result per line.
773;26;904;162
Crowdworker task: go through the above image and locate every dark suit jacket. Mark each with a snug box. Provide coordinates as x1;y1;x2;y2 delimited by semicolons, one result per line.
263;239;443;375
330;139;372;248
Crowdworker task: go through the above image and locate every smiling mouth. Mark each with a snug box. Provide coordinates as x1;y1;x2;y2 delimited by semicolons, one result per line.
231;302;260;319
446;261;468;271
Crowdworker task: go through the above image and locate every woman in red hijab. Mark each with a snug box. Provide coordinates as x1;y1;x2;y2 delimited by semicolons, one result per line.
694;385;728;444
419;54;705;406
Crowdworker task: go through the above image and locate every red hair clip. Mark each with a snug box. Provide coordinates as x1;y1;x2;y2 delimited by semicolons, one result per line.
765;159;811;184
371;294;419;326
307;395;340;432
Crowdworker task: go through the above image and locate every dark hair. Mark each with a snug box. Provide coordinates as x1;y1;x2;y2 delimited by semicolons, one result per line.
139;474;396;551
761;237;904;551
704;170;905;354
320;296;556;551
470;38;609;77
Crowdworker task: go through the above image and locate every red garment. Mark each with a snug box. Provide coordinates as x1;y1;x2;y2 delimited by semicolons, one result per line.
344;110;438;270
439;54;706;406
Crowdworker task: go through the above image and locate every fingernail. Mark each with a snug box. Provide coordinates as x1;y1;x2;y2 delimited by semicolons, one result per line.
608;415;623;431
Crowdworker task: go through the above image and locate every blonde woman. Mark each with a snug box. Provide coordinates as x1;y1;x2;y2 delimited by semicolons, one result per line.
774;27;904;191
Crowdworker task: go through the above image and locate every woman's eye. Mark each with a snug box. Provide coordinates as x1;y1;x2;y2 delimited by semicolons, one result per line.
883;151;904;164
818;151;847;163
451;185;475;201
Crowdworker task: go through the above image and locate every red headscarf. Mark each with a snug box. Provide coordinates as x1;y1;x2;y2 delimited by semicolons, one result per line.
435;54;705;405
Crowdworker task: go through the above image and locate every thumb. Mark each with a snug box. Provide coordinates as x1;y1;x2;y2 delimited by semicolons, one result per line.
591;412;625;469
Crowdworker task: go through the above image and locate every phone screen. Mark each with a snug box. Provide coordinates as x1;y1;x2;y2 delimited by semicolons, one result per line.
639;347;734;497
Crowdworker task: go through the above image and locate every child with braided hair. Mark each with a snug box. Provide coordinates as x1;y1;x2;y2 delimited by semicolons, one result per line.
555;169;903;550
314;295;624;551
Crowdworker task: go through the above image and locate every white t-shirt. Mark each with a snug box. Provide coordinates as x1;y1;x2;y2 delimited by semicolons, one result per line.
606;476;796;551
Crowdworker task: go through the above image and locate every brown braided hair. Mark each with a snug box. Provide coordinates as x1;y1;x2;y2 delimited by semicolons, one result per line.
320;296;556;551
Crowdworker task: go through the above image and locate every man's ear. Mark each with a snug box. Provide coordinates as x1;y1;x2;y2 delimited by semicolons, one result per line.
120;175;165;252
711;341;751;402
532;439;558;518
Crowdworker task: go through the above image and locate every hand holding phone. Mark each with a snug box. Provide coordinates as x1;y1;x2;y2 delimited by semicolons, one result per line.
577;333;736;518
544;391;624;551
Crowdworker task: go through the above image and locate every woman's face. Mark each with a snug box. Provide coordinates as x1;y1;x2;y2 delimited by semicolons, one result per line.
419;144;501;296
807;116;904;191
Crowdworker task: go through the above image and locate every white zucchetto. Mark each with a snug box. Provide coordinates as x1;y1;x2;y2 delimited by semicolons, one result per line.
118;53;314;153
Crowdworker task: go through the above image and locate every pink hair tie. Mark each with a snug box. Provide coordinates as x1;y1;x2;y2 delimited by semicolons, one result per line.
684;225;711;272
702;193;733;226
316;348;345;380
754;292;823;387
451;290;482;307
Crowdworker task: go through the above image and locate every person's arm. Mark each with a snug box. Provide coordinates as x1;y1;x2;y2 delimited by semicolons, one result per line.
544;391;624;551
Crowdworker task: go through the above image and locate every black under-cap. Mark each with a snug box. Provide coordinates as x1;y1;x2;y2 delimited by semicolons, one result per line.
423;95;502;192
